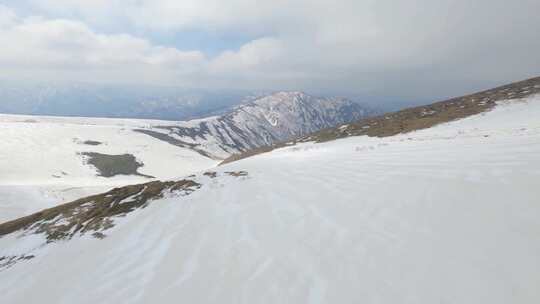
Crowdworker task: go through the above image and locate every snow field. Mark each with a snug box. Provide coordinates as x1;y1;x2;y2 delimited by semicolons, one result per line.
1;97;539;303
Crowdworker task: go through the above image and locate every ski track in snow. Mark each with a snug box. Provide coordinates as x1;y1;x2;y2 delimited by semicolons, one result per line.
0;97;539;303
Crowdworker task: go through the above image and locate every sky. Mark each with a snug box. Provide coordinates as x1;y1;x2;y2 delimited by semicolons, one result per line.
0;0;539;101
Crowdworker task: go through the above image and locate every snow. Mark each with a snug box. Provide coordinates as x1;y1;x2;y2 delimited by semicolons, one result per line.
1;96;540;303
0;114;219;222
0;93;370;223
146;92;371;158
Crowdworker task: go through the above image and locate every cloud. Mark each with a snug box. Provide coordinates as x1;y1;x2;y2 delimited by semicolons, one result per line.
0;6;206;84
210;38;284;73
0;5;16;27
1;1;540;99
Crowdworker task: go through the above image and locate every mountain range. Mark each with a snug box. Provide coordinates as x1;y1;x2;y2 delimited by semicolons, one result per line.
135;91;374;158
0;83;249;120
0;91;373;222
1;77;540;303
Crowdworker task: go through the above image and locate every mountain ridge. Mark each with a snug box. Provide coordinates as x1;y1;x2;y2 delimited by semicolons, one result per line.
1;79;539;303
221;76;540;164
3;76;538;229
0;91;373;222
0;83;248;121
134;91;375;159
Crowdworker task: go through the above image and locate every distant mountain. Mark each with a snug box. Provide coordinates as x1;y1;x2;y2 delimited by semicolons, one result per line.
0;83;249;120
223;76;540;164
0;90;375;222
135;91;376;158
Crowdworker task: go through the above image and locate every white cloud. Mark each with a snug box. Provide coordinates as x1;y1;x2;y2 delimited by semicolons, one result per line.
210;38;284;73
0;8;206;84
1;1;540;98
0;5;16;27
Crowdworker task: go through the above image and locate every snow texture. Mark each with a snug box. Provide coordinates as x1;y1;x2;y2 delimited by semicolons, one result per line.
0;92;369;222
140;92;371;158
0;114;218;222
1;95;539;303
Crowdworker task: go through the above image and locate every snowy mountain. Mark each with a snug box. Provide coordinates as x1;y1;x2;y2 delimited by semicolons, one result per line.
224;76;540;163
1;78;540;303
136;92;373;158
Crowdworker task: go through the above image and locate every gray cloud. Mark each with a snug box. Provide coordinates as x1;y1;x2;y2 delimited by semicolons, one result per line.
1;1;539;102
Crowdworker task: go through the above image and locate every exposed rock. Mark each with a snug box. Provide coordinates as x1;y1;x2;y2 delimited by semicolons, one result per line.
0;179;201;243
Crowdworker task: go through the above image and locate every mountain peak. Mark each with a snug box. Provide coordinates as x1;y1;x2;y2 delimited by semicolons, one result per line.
251;91;310;104
272;91;307;97
133;92;374;159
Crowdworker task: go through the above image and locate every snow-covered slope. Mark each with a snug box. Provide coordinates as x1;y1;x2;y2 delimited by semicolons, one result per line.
0;114;218;222
0;93;370;222
1;95;539;303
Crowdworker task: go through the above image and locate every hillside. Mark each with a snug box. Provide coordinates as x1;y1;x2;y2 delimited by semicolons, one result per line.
1;80;539;303
0;114;219;223
222;76;540;164
0;92;371;222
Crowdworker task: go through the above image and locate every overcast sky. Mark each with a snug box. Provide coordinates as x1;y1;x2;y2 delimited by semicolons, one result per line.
0;0;539;100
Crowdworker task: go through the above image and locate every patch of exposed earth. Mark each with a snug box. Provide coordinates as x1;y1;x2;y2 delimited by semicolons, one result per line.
81;152;154;178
